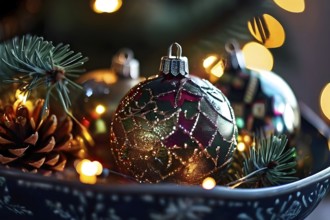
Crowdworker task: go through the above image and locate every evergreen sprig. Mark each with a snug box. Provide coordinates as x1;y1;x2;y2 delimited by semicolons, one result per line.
227;135;298;188
0;35;88;114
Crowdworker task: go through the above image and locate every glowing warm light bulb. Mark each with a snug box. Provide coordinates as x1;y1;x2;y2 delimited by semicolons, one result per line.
328;139;330;151
203;55;218;69
320;83;330;121
242;42;274;71
243;135;251;143
210;60;225;78
203;55;225;83
75;159;88;174
237;142;246;152
274;0;305;13
93;0;122;13
95;104;106;115
80;174;97;184
248;14;285;48
15;89;28;104
81;160;98;176
92;161;103;175
76;159;103;184
202;177;216;190
237;135;242;142
14;89;34;112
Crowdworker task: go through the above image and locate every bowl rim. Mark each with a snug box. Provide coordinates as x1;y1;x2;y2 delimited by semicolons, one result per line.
1;165;330;200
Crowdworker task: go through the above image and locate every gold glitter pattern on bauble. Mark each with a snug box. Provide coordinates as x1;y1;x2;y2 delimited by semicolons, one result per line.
110;76;238;184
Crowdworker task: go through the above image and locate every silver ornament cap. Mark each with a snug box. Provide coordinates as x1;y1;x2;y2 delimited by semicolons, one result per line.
159;42;189;77
112;48;140;79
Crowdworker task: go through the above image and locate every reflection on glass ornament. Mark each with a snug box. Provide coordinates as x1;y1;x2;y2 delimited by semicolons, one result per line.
75;49;142;164
213;41;300;145
110;43;237;184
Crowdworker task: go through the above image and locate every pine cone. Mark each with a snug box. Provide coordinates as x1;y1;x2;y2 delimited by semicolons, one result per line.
0;99;83;174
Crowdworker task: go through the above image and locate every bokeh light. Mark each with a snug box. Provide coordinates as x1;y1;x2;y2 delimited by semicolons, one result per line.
242;42;274;71
75;159;103;184
92;0;122;13
248;14;285;48
243;135;251;143
320;83;330;121
203;55;225;82
203;55;218;69
236;117;245;129
15;89;28;104
274;0;305;13
95;104;106;115
210;60;225;78
237;142;246;152
202;177;216;190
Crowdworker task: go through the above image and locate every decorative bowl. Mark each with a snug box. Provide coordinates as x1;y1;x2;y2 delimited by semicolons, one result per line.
0;102;329;220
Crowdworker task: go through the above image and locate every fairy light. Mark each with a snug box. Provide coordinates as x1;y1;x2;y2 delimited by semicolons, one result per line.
248;14;285;48
243;135;251;144
274;0;305;13
75;159;103;184
237;135;242;143
81;160;99;176
14;89;34;112
95;104;106;115
237;142;246;152
202;177;216;190
92;0;122;13
210;60;225;78
92;161;103;175
320;83;330;121
203;55;218;69
95;119;107;134
15;89;28;104
236;118;245;129
203;55;225;83
242;42;274;71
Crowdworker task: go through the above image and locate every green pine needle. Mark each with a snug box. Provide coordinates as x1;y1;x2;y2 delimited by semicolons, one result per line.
0;35;88;114
227;135;298;188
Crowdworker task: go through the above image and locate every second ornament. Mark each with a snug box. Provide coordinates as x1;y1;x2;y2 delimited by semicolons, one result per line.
74;49;142;164
212;41;300;147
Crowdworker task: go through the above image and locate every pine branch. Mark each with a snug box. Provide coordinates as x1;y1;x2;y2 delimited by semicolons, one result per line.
226;135;298;188
0;35;88;114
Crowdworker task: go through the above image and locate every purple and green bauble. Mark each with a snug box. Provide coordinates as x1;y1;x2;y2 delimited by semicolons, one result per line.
110;43;237;184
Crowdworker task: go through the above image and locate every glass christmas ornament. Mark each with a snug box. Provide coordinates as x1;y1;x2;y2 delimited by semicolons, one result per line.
213;41;300;144
74;49;142;164
110;43;238;184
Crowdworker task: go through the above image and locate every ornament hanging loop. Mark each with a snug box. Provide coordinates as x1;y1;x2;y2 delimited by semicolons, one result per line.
112;48;140;79
225;39;246;70
168;42;182;58
159;42;189;77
